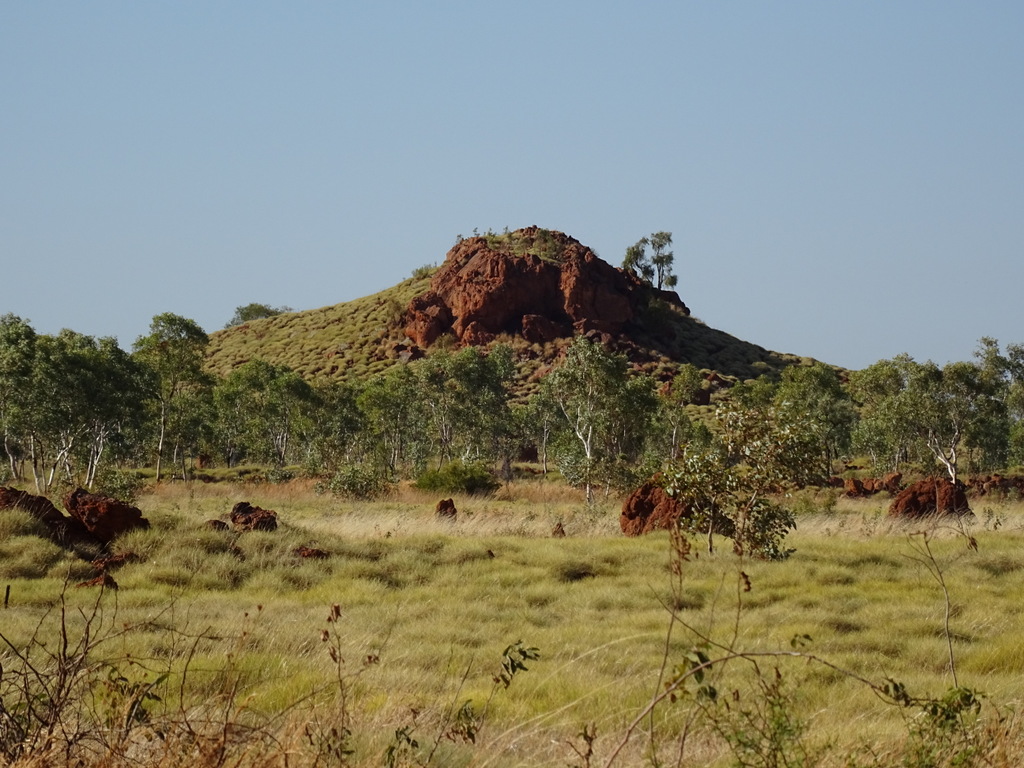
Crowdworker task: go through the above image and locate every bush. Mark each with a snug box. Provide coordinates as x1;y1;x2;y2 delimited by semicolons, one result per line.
316;466;394;500
414;461;500;495
91;467;146;504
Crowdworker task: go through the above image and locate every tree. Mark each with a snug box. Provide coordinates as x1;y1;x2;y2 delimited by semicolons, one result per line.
850;352;1006;483
224;303;292;328
357;364;426;479
303;381;364;474
0;314;36;480
847;355;922;474
544;337;657;502
774;363;856;478
665;399;818;560
655;364;705;461
132;314;210;482
415;346;515;469
17;331;147;492
622;231;677;290
213;359;315;467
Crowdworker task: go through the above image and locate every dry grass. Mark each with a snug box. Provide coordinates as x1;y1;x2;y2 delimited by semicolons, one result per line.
3;484;1024;767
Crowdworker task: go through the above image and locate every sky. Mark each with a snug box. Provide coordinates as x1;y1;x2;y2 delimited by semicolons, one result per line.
2;2;1022;371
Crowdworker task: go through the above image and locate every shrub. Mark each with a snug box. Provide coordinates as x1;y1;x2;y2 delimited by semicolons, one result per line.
91;467;146;503
316;466;394;500
414;461;500;495
411;263;437;279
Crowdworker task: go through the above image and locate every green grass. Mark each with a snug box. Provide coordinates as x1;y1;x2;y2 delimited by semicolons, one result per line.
3;485;1024;766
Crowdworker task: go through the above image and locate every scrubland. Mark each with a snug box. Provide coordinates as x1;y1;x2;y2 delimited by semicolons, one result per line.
2;480;1024;767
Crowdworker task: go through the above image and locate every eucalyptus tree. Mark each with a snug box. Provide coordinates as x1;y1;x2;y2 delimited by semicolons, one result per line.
301;380;364;474
622;231;677;290
655;363;705;461
850;352;1006;483
665;397;819;560
544;337;658;502
0;314;36;480
847;355;921;474
132;313;210;481
19;331;147;491
213;359;315;467
415;345;515;468
774;362;856;478
357;363;426;478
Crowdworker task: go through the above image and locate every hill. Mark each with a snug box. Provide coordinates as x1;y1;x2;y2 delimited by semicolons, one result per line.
205;227;807;389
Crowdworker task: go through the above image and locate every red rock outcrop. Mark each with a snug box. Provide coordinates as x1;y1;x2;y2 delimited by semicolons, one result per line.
888;477;971;519
230;501;278;532
621;481;688;537
880;472;904;494
63;488;149;545
402;228;689;349
435;498;457;520
0;486;95;545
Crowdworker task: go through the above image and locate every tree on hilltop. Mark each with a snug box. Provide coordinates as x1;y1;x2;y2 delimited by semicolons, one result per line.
225;303;292;328
622;231;677;290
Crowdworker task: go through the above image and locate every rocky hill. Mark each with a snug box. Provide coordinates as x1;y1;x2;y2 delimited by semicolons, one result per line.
205;227;806;389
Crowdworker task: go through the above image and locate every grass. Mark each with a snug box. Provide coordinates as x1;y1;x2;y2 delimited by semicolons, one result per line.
2;482;1024;766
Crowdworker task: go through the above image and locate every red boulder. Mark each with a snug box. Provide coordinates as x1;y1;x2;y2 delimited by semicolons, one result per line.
230;501;278;532
888;477;971;519
63;487;149;545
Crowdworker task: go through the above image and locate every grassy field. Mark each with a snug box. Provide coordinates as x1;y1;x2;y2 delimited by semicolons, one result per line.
2;481;1024;767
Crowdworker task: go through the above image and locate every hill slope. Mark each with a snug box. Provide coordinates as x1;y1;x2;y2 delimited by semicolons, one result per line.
206;228;806;387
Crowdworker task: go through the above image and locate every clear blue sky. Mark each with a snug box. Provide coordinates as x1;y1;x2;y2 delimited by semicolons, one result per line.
3;2;1022;371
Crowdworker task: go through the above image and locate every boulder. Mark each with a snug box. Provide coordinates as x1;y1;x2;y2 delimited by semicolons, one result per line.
880;472;904;494
0;486;94;545
230;501;278;532
63;488;149;545
206;519;231;531
888;477;971;519
435;498;457;521
621;481;686;537
843;477;865;497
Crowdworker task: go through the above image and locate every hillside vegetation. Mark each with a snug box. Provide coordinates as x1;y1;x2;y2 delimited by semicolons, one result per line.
206;229;808;389
206;275;433;384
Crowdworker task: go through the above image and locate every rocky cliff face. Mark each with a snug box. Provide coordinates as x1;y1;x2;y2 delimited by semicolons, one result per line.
402;227;689;349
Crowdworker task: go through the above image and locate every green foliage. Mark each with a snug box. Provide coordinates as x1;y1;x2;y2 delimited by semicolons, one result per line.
849;351;1008;482
482;226;565;263
224;302;292;328
213;358;315;467
622;230;677;290
411;263;437;279
317;465;394;500
90;466;146;504
545;337;658;502
414;460;499;495
665;399;818;560
775;362;856;478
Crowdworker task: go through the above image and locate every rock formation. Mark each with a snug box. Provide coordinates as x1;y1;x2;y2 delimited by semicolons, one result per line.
621;481;687;537
403;227;689;349
230;501;279;532
63;488;150;545
888;477;971;518
0;486;94;546
435;498;457;520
